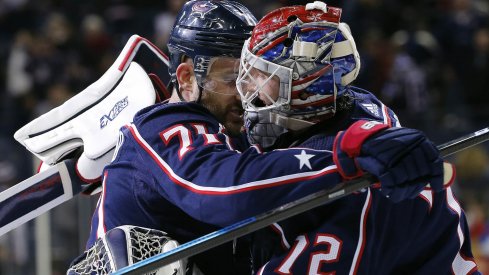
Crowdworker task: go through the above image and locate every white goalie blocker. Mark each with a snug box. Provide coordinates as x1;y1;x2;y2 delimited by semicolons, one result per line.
14;35;168;183
67;225;200;275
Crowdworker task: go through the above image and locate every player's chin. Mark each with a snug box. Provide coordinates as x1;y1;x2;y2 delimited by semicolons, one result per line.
226;109;243;123
223;109;244;135
224;120;244;137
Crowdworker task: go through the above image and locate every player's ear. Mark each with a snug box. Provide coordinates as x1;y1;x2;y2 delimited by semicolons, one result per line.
176;63;196;101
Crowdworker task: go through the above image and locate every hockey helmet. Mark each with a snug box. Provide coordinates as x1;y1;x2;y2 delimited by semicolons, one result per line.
236;1;361;148
168;0;257;93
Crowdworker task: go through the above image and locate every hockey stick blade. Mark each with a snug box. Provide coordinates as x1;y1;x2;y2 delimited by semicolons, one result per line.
114;126;489;275
0;159;83;236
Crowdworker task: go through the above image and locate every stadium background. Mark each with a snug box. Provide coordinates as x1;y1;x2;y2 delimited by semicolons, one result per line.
1;0;489;273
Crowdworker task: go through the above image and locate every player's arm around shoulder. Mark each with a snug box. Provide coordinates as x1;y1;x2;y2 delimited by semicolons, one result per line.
120;102;350;226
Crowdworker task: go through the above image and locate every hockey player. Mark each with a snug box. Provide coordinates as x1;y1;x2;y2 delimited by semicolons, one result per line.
70;1;259;274
233;2;480;274
73;1;475;275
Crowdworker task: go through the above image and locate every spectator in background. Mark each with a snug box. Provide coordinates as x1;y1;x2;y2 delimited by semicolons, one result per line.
44;13;74;51
378;30;439;133
33;82;74;117
80;14;112;75
464;197;489;274
153;0;186;51
433;0;489;133
4;30;35;137
465;26;489;126
0;138;31;275
452;144;489;273
6;30;33;99
453;145;489;197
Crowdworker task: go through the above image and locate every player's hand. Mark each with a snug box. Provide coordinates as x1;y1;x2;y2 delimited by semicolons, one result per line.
333;120;444;203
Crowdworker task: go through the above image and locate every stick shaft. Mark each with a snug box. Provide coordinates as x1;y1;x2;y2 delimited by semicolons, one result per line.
0;160;81;236
438;127;489;157
115;126;489;275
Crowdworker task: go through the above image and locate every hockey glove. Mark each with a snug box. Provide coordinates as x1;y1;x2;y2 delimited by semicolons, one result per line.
333;120;444;203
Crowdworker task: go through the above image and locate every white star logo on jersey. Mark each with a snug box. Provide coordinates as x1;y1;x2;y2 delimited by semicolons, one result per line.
294;150;315;170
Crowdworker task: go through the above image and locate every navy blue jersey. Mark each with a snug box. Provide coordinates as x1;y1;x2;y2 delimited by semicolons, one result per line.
87;101;344;274
87;87;478;274
253;88;479;275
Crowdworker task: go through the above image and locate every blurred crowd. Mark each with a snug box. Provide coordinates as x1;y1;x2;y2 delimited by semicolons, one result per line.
1;0;489;274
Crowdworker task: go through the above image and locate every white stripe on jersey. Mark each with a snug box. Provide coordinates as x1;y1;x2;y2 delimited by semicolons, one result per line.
381;103;401;127
256;262;269;275
96;172;108;238
271;223;291;249
128;124;337;195
112;130;125;162
217;123;238;151
251;144;263;153
349;188;372;275
419;190;434;210
446;187;477;274
381;104;392;126
223;133;237;151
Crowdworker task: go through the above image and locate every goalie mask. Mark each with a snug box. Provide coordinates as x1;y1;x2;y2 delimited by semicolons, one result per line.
236;2;361;148
168;0;257;101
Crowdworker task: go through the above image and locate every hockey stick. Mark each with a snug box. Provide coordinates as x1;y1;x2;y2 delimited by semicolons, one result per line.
114;126;489;275
0;159;82;236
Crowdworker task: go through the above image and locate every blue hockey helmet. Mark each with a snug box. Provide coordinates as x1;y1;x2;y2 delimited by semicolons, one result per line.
167;0;257;91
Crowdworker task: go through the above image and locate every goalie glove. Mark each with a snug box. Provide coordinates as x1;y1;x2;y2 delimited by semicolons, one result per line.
14;35;170;192
333;120;445;203
24;60;154;194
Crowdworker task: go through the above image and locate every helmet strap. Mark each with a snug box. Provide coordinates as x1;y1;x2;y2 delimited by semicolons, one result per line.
171;80;187;102
175;81;203;104
172;70;203;104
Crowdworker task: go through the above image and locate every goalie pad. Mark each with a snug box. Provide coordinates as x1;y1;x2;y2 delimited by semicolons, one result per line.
67;225;200;275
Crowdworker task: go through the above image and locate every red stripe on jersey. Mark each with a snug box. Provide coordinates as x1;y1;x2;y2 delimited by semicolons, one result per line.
382;104;392;127
128;124;338;195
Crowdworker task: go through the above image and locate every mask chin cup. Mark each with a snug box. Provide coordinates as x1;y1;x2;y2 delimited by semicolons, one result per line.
245;110;286;148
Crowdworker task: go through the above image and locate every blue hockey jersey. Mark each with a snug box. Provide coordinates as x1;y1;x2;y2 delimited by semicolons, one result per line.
252;88;479;275
87;86;478;274
87;99;343;274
